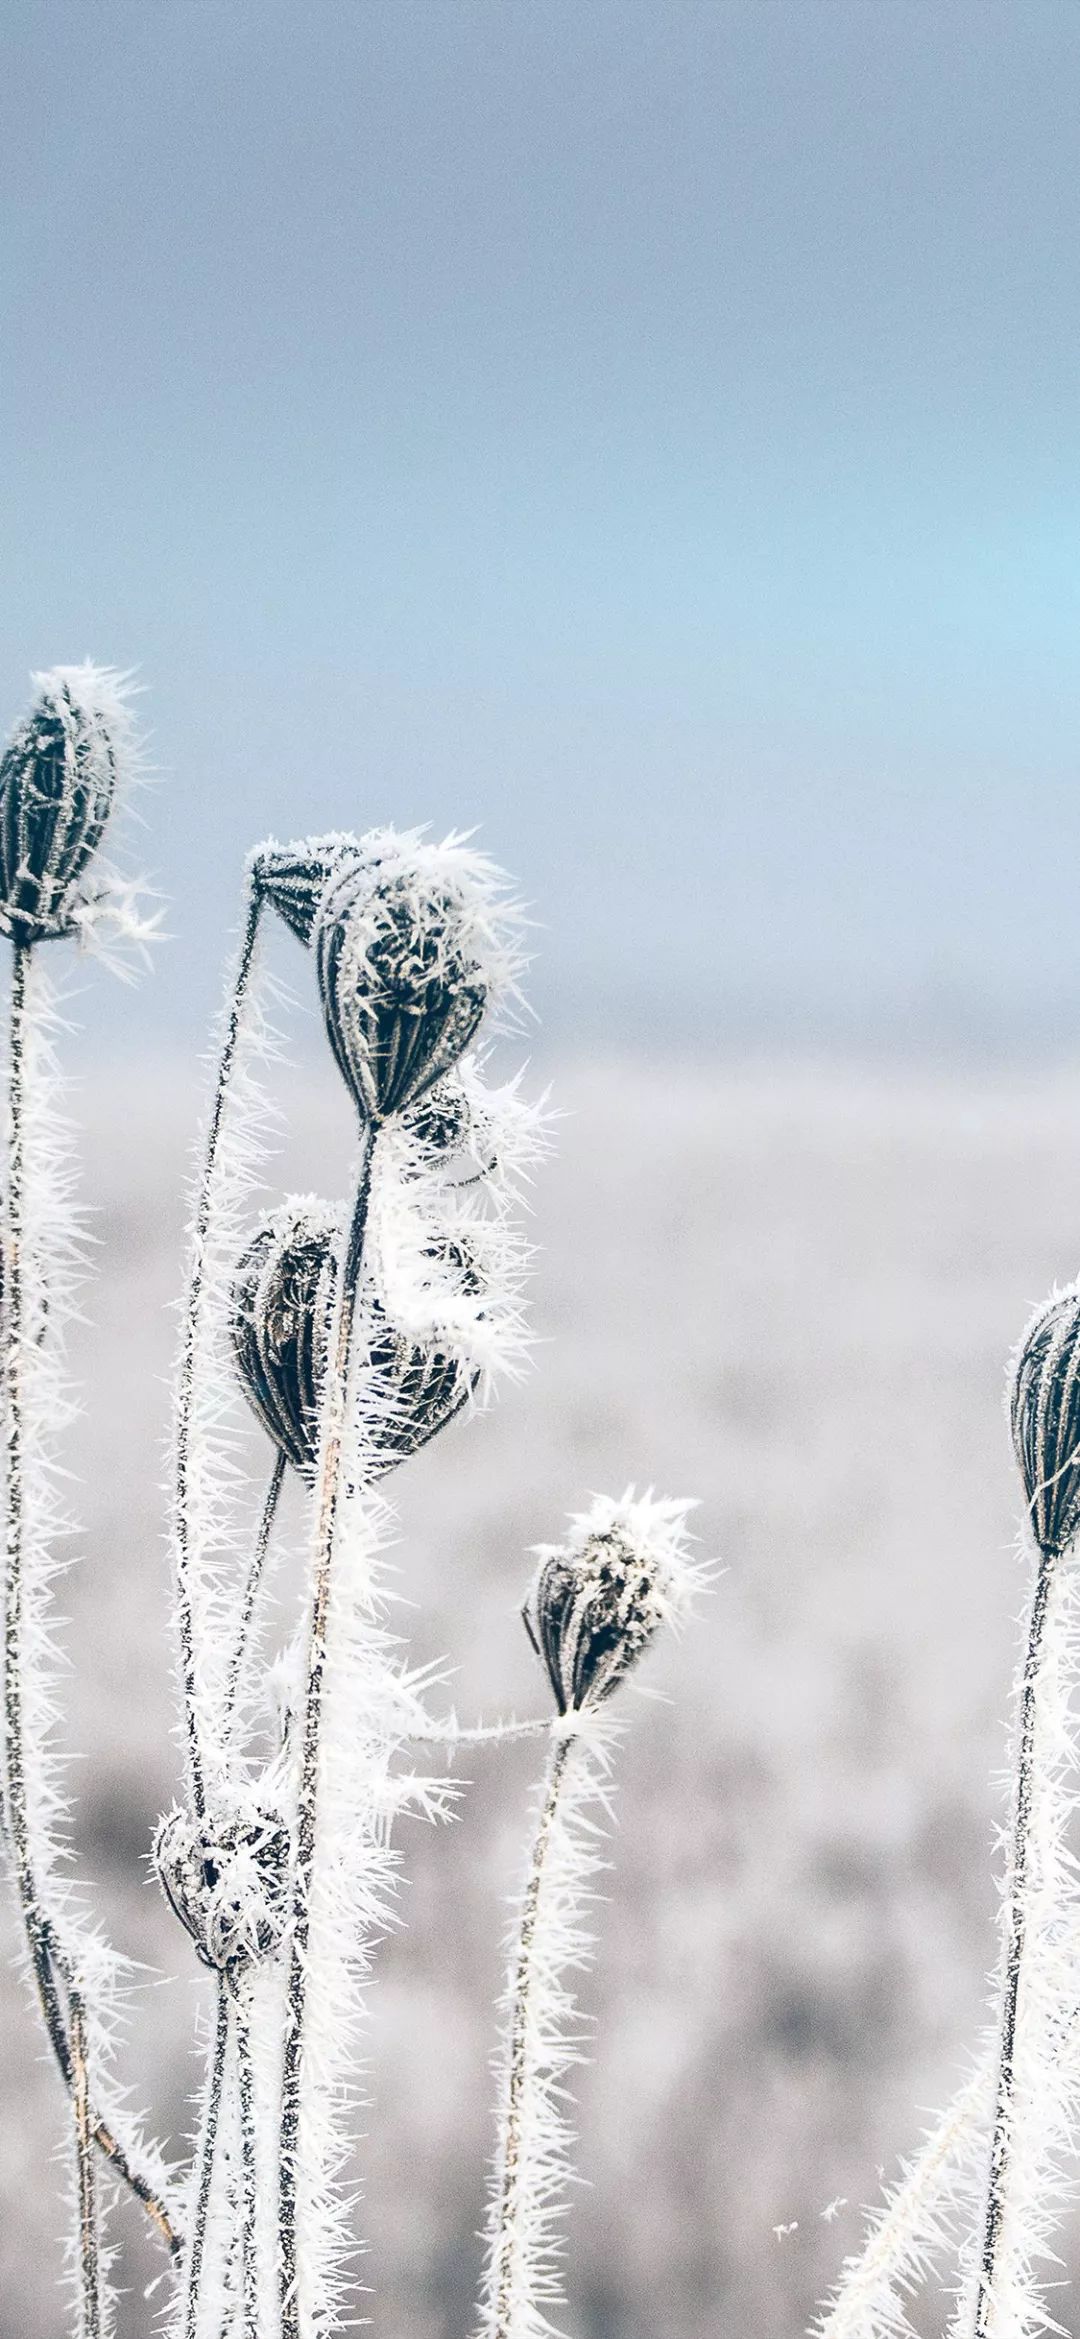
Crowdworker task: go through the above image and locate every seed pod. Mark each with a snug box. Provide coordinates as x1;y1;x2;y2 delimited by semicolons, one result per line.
253;835;360;946
0;666;127;944
525;1530;662;1714
230;1203;474;1479
153;1803;290;1972
316;856;487;1123
1010;1286;1080;1557
405;1073;474;1158
523;1492;701;1715
230;1204;338;1478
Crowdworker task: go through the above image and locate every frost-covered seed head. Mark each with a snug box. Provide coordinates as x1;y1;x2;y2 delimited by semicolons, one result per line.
231;1201;475;1479
230;1203;339;1478
1010;1286;1080;1557
524;1491;701;1715
315;833;522;1123
153;1803;291;1972
404;1072;475;1158
0;665;133;944
252;834;361;946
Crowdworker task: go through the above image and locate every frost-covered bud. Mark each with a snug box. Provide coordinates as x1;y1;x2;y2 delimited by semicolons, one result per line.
0;664;133;944
315;832;523;1124
252;834;361;946
230;1203;338;1478
153;1803;290;1972
1010;1286;1080;1557
230;1200;475;1478
523;1491;701;1715
405;1072;475;1158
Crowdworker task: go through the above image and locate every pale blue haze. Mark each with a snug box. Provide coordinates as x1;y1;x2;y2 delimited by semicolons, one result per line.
1;1;1079;1047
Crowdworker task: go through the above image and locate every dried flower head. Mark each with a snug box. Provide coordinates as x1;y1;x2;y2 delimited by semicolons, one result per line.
230;1199;475;1479
1010;1285;1080;1557
0;664;136;945
230;1202;338;1478
153;1802;290;1972
252;833;361;946
523;1489;702;1715
315;829;525;1124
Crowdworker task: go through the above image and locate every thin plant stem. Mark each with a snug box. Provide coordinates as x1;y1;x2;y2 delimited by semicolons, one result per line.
409;1716;551;1749
175;884;263;1819
70;1991;103;2339
279;1120;377;2339
2;943;181;2259
974;1542;1055;2339
225;1449;286;1733
229;1980;259;2339
491;1733;573;2339
184;1979;230;2339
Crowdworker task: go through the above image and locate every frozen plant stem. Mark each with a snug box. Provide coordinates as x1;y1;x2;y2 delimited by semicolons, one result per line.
231;1984;259;2339
492;1733;574;2339
975;1544;1055;2339
225;1448;286;1733
175;882;263;1817
184;1980;230;2339
2;943;180;2260
71;1992;102;2339
279;1119;377;2339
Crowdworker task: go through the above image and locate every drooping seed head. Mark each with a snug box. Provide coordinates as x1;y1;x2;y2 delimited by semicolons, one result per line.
314;829;524;1123
230;1199;475;1479
252;833;362;946
230;1202;339;1478
523;1489;702;1715
1010;1285;1080;1557
0;665;135;945
153;1803;291;1972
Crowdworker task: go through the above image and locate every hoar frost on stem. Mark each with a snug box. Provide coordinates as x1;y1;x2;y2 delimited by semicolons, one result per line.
0;670;179;2338
277;828;529;2339
479;1492;704;2339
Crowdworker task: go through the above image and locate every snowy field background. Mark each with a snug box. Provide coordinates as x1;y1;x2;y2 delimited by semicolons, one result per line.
3;1044;1080;2339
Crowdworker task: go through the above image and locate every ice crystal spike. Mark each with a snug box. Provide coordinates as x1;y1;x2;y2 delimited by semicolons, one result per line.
0;665;130;944
253;835;359;946
1010;1285;1080;1556
524;1492;701;1714
316;855;488;1123
231;1201;475;1479
153;1804;290;1972
230;1203;338;1478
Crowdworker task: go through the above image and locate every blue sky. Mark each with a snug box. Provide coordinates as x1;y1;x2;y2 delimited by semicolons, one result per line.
2;2;1079;1049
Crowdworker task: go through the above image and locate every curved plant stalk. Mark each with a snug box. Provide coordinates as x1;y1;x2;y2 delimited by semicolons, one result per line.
225;1449;286;1735
174;877;280;1814
478;1715;617;2339
279;1123;377;2338
2;943;182;2264
949;1542;1080;2339
815;2057;994;2339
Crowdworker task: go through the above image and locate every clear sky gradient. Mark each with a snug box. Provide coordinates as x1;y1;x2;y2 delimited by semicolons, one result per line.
2;2;1079;1051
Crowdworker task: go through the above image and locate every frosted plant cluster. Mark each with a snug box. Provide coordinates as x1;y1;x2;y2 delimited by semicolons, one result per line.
0;664;1077;2339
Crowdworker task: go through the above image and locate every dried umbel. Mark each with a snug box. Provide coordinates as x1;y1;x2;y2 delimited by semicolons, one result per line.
0;665;131;944
252;833;360;946
1010;1285;1080;1557
315;834;520;1123
523;1491;700;1715
230;1202;475;1479
231;1203;339;1477
153;1803;291;1972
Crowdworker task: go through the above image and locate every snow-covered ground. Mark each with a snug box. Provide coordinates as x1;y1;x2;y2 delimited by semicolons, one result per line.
3;1051;1080;2339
